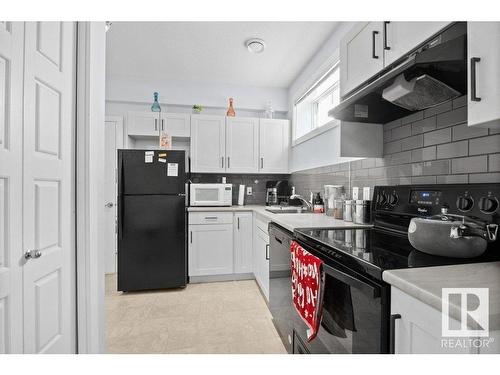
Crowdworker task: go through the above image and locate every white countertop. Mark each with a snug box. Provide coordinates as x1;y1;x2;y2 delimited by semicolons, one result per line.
187;205;372;232
383;262;500;331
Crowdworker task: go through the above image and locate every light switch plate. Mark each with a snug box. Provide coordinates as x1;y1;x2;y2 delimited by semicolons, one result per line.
246;186;253;196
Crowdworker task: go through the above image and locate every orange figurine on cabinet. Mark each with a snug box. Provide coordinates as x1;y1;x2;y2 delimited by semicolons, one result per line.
226;97;236;117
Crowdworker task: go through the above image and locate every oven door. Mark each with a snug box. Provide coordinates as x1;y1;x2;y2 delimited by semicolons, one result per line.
293;257;388;354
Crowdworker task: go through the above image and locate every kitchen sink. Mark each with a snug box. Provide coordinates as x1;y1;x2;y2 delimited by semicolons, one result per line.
265;207;309;214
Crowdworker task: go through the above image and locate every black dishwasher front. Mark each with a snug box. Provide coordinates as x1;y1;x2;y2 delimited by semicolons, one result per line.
268;223;296;353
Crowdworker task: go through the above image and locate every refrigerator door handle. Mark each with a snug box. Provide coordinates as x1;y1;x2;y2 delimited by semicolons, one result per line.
119;195;124;239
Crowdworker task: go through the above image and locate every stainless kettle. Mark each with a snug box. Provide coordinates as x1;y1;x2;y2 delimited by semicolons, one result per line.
408;206;498;258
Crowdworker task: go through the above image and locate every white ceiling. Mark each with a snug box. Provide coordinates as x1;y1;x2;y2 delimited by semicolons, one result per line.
106;22;338;88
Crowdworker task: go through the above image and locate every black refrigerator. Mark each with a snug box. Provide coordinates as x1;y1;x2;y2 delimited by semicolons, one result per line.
117;149;187;291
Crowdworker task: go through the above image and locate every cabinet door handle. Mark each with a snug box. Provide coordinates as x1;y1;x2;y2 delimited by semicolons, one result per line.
261;157;264;169
161;119;165;131
154;118;158;131
237;217;240;230
204;216;218;220
190;231;193;244
389;313;401;354
372;30;379;59
471;57;481;102
383;21;390;50
227;156;230;169
221;156;224;168
265;244;270;260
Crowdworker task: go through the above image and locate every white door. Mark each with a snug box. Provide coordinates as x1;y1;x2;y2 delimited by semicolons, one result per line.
340;22;384;97
259;119;290;174
103;117;123;274
190;115;226;173
0;22;24;354
234;212;253;274
188;224;233;276
226;117;259;173
127;111;160;137
384;22;450;66
22;22;76;354
468;22;500;129
161;112;190;137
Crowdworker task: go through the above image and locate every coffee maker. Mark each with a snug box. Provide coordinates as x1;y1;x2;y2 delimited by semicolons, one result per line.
266;180;290;206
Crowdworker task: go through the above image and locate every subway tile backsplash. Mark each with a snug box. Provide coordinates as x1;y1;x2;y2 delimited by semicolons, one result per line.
290;95;500;199
190;173;290;205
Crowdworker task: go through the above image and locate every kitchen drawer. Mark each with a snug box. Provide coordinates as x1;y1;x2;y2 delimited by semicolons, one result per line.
189;211;233;225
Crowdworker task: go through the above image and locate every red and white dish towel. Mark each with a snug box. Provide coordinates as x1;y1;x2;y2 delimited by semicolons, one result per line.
290;240;324;341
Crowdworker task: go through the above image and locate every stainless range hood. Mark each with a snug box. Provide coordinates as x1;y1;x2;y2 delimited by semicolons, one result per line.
329;22;467;124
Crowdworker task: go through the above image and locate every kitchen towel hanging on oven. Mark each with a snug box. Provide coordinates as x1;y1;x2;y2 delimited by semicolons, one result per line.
290;240;325;341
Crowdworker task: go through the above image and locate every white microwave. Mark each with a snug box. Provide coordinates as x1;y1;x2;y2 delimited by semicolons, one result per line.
189;183;233;207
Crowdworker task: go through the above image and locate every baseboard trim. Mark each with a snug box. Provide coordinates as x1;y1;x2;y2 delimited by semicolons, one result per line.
189;273;255;284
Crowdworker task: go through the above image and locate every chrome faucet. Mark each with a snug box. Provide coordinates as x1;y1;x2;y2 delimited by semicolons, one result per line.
290;194;312;211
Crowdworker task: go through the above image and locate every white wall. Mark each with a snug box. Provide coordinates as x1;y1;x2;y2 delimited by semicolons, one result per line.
76;21;106;354
106;74;289;113
288;22;359;173
106;75;289;151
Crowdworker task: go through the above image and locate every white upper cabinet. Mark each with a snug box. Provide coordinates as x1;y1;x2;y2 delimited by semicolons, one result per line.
127;111;190;138
340;22;451;98
161;112;190;137
127;112;160;137
384;22;450;66
259;118;290;174
340;22;384;98
191;115;226;173
191;116;289;174
467;22;500;129
226;117;259;173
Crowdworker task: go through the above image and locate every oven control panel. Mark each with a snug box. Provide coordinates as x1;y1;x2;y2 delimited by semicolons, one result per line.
409;190;442;206
373;183;500;222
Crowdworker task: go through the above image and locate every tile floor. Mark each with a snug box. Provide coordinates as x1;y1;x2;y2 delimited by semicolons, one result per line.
105;274;287;354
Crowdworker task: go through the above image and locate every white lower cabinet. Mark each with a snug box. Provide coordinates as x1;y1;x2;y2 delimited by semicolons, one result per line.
253;217;270;301
234;212;253;273
188;211;254;279
390;287;499;354
188;223;233;276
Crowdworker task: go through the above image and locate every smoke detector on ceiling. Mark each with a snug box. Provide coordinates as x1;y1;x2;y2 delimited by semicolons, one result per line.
246;38;266;54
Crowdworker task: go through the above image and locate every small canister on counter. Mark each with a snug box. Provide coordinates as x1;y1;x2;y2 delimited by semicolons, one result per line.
343;200;354;222
353;200;371;224
333;198;344;219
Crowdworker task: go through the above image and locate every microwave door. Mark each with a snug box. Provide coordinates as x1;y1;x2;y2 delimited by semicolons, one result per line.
191;186;222;206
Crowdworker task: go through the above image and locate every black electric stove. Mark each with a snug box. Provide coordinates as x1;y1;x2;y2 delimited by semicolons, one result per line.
288;183;500;354
295;183;500;282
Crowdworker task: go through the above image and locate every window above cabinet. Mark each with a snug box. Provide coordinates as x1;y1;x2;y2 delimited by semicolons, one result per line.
293;63;340;144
